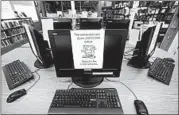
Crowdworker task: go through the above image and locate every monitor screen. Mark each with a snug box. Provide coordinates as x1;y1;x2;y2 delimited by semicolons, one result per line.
105;20;130;29
53;18;72;29
79;18;102;29
147;23;162;55
140;26;156;56
24;24;43;62
48;29;128;78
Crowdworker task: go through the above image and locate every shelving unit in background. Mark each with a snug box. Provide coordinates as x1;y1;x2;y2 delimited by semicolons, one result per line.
132;1;178;46
75;1;98;12
1;17;34;55
101;1;133;21
44;1;71;13
133;1;177;24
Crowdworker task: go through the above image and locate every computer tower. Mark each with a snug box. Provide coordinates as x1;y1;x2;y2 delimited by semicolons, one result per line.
127;26;156;69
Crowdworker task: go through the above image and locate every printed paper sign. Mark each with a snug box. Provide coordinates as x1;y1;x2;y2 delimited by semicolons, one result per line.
71;30;105;69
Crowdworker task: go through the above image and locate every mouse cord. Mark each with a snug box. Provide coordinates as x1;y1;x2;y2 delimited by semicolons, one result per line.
67;81;73;90
32;68;41;73
26;71;40;91
105;77;138;100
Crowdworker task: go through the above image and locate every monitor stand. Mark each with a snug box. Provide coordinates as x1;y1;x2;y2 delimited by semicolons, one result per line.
34;59;45;69
72;77;104;88
127;56;151;69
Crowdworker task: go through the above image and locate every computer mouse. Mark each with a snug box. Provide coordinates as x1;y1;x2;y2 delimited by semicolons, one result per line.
134;100;148;115
7;89;26;103
164;58;175;63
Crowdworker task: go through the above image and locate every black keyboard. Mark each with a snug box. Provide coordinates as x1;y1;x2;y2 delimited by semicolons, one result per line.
48;88;123;114
148;58;175;85
3;60;34;90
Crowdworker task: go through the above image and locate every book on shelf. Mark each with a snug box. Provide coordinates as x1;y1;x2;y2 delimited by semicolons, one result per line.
1;18;33;54
1;19;32;30
2;27;25;38
1;33;28;48
1;31;7;39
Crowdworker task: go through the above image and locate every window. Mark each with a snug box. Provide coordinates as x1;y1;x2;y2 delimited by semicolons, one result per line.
11;1;39;21
1;1;15;19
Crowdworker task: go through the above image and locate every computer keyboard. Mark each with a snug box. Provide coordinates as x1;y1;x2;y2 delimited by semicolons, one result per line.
148;58;175;85
48;88;123;114
3;60;34;90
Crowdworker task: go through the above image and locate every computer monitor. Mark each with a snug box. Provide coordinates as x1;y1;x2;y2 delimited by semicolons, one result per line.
24;24;53;69
79;18;102;29
48;29;128;88
127;26;157;68
105;20;130;29
53;18;72;29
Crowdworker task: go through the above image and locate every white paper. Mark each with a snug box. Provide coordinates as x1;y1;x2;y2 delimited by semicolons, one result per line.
41;18;54;48
71;30;105;69
148;22;161;54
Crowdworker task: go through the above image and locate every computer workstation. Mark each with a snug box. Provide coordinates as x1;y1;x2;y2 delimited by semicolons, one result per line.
1;19;178;114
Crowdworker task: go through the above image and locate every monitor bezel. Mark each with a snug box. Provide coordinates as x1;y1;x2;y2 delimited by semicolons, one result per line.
48;29;128;78
53;18;72;29
26;25;43;63
140;26;156;56
79;18;102;29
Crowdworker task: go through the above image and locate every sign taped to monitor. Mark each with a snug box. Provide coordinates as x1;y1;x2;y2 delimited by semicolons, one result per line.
71;29;105;69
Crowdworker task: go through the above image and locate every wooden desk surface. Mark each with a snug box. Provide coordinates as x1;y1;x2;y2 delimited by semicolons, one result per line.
1;43;178;114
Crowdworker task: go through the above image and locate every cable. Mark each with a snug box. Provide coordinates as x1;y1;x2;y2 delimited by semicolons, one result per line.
119;81;138;100
149;57;157;64
32;68;41;73
60;79;72;83
20;46;30;48
105;77;138;100
67;82;73;90
26;72;40;91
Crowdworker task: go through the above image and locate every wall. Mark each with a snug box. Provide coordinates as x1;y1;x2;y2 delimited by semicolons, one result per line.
168;32;178;55
11;1;42;31
41;18;53;47
1;1;15;19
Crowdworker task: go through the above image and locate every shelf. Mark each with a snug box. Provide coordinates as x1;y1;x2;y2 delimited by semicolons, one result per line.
1;26;24;31
1;38;28;55
1;17;33;55
1;17;32;21
3;32;26;39
102;7;125;10
105;18;129;21
113;14;125;15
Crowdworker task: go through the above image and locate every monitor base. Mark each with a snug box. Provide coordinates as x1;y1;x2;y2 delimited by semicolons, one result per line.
34;60;45;69
72;77;104;88
127;56;151;69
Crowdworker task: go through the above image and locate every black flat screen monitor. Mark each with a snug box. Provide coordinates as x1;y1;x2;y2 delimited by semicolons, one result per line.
53;18;72;29
105;20;130;29
48;29;128;87
127;26;156;68
79;18;102;29
139;26;156;56
24;25;52;69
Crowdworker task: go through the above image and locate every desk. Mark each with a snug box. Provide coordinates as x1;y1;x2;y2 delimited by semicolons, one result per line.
1;42;178;114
